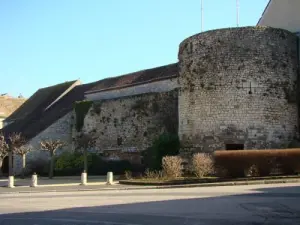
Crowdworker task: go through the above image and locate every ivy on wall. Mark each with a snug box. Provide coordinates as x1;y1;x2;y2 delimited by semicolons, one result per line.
74;100;93;132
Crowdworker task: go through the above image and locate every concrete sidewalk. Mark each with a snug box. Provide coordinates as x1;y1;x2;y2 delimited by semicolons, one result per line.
0;175;116;188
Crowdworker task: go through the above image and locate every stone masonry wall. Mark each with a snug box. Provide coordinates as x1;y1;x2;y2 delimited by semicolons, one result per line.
14;112;73;175
81;90;178;162
178;26;299;158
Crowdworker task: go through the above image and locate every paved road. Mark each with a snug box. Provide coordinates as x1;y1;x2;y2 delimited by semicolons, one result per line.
0;183;299;225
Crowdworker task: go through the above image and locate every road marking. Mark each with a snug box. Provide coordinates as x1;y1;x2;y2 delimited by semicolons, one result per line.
1;217;142;225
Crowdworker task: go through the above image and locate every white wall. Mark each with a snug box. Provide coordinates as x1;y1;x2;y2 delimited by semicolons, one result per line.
0;118;4;129
258;0;300;33
85;78;178;101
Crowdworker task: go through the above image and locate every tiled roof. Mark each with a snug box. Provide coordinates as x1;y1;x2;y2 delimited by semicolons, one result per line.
2;62;178;141
5;80;79;122
2;80;83;139
2;82;99;140
86;63;178;94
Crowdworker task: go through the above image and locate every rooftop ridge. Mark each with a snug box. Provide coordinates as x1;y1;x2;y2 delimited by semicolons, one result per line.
86;63;178;94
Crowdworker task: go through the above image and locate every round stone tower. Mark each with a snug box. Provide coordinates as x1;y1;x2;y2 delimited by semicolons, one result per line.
178;26;299;157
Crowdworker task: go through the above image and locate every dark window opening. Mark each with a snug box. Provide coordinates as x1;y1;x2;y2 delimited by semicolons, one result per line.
117;137;123;146
1;155;12;175
226;144;244;150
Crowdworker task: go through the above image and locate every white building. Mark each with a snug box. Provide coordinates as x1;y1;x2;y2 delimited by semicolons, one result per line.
257;0;300;35
258;0;300;62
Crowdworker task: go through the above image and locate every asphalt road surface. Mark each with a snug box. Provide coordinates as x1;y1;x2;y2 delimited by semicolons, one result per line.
0;183;299;225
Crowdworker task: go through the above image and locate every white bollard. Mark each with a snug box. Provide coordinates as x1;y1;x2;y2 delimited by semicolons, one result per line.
106;171;113;185
31;173;38;187
81;171;87;185
7;176;15;188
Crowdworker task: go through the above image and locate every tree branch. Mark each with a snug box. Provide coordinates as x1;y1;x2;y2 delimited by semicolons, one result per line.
40;139;65;154
76;133;96;151
15;145;33;156
0;133;8;159
8;132;26;153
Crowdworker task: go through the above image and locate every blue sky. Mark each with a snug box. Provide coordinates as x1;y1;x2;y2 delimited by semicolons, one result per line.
0;0;269;98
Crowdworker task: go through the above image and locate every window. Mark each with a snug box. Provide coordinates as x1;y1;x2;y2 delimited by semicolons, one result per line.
117;137;123;146
226;144;244;150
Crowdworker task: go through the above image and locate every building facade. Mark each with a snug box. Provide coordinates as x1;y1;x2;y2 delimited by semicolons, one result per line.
3;25;300;175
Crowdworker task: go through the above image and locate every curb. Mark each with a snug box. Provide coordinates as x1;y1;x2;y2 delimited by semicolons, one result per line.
0;182;108;188
119;175;300;186
119;178;300;189
0;178;299;194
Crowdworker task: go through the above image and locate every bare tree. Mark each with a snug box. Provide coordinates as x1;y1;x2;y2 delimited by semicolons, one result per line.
76;133;96;173
40;139;65;179
8;132;26;176
0;133;8;177
15;145;32;178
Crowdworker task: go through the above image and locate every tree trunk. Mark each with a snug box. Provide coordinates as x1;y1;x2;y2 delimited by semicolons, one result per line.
8;151;13;176
0;159;3;177
49;151;54;179
21;154;26;179
83;149;88;173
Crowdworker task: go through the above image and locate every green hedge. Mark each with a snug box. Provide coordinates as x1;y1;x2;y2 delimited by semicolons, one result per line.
54;152;144;176
142;133;180;170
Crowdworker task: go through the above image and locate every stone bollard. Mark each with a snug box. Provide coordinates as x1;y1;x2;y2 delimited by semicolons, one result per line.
31;173;38;187
7;176;15;188
81;170;87;185
106;171;113;185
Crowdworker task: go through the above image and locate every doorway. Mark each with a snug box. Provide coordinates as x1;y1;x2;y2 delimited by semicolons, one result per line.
226;144;244;150
1;156;9;175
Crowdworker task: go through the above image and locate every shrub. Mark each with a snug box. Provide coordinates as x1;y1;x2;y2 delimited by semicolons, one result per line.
244;164;260;177
275;150;300;174
214;166;229;178
214;149;300;178
162;156;183;178
214;151;247;178
92;160;134;175
142;133;180;170
54;151;144;176
26;157;50;176
55;151;85;170
192;153;214;178
124;170;132;180
54;151;84;176
144;168;164;180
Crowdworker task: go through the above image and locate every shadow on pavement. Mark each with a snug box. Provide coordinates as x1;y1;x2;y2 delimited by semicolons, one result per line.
0;185;300;225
